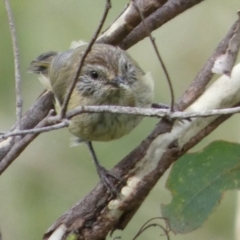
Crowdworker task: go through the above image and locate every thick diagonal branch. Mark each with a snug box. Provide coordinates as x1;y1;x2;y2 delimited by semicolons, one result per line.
44;63;240;239
43;16;240;239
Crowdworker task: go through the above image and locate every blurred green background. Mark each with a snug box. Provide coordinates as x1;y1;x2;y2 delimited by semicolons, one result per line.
0;1;240;239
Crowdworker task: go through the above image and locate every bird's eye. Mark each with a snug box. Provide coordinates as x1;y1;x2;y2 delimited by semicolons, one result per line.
90;71;99;79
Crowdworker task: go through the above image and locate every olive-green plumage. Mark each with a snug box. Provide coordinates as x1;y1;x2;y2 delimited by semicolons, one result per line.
29;44;154;142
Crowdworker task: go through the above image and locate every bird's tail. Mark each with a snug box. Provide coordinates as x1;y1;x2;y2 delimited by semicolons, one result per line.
28;51;58;75
28;51;58;91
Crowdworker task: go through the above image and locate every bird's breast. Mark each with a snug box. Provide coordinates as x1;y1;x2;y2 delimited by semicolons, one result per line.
68;112;142;142
63;84;149;142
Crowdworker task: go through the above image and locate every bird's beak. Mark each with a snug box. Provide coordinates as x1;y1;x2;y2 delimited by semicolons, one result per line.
110;76;125;87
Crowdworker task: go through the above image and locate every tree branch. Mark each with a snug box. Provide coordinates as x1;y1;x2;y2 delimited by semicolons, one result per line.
0;0;208;170
43;30;240;240
0;91;54;161
60;0;111;118
3;102;240;142
1;1;240;239
4;0;23;129
177;18;240;110
97;0;167;45
119;0;205;50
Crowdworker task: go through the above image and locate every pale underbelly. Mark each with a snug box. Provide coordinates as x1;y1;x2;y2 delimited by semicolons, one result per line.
68;112;143;142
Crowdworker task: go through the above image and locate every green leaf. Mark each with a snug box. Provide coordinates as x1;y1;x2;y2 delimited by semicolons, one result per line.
161;140;240;234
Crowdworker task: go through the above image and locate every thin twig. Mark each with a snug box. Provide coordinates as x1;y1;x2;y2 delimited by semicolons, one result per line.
119;0;204;50
132;217;170;240
176;20;239;111
97;0;167;45
132;1;175;111
0;118;47;175
0;0;211;176
2;104;240;140
133;224;169;240
64;105;240;120
0;108;56;174
0;121;69;141
0;134;36;175
60;0;112;119
4;0;22;129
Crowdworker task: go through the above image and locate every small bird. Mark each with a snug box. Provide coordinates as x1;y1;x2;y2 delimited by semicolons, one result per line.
29;43;154;194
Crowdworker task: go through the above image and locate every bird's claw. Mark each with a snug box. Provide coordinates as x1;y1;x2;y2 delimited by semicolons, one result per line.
97;165;125;197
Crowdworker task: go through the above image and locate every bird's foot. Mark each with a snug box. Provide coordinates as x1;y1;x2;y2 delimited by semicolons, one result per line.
96;165;125;197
